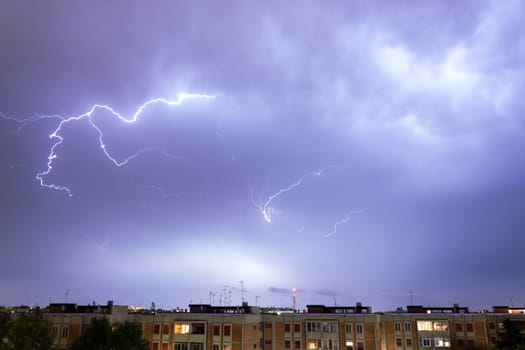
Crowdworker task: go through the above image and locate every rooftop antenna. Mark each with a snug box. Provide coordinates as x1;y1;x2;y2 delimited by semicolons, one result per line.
239;280;245;304
65;289;70;303
333;295;337;306
409;290;414;305
292;288;297;310
255;296;260;306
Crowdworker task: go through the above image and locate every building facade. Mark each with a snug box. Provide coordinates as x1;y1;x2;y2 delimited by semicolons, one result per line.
41;302;525;350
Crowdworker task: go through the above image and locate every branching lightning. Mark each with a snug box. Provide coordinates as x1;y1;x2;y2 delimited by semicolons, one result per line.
251;170;324;223
322;207;366;238
1;93;215;196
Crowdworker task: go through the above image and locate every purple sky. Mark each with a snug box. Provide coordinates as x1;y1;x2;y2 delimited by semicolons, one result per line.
1;1;525;311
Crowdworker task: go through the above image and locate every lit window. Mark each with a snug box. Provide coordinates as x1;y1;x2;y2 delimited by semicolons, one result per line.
417;321;433;331
346;341;354;350
395;322;401;332
434;337;450;347
174;323;190;334
224;344;231;350
434;322;448;332
308;340;317;349
356;324;363;334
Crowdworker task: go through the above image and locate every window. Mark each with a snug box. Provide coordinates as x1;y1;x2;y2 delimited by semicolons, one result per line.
285;340;291;349
153;343;159;350
404;322;411;332
468;340;475;346
345;323;352;334
295;340;301;349
223;344;231;350
417;321;433;331
174;343;188;350
265;323;272;329
420;338;432;347
434;337;450;347
346;341;354;350
357;341;364;350
162;344;168;350
190;343;203;350
253;344;257;350
61;327;69;338
174;323;190;334
466;323;473;333
51;326;59;338
213;345;220;350
213;325;221;336
224;325;231;336
489;323;495;330
395;322;401;332
396;338;402;347
456;323;463;332
285;323;291;333
308;340;317;350
458;340;464;347
406;339;412;347
356;324;363;334
434;322;448;332
192;323;205;335
163;324;170;335
307;322;316;332
154;324;161;335
295;323;301;333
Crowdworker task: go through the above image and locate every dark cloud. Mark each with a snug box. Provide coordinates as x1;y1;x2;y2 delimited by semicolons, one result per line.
1;0;525;310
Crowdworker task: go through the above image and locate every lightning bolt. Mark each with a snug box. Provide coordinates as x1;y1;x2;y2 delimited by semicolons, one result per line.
322;207;366;238
1;93;215;196
251;170;324;223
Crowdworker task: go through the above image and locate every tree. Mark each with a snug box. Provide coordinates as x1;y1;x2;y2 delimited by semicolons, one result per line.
111;322;150;350
69;317;149;350
1;311;52;350
495;319;525;350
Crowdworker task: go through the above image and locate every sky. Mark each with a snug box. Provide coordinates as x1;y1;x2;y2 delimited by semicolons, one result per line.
1;1;525;312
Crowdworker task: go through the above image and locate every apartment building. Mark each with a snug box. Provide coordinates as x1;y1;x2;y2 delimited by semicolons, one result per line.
41;301;525;350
